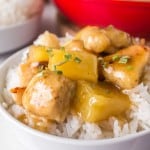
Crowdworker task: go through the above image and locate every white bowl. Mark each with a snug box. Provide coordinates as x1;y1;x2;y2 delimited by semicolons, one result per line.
0;16;41;54
0;48;150;150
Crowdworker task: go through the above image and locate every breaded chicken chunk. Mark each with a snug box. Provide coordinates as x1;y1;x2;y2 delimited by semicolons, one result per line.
22;70;76;122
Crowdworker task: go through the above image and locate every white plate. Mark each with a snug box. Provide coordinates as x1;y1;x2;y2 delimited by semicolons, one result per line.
0;15;41;54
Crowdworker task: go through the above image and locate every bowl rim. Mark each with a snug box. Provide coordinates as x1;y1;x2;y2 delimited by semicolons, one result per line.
0;13;42;31
0;48;150;146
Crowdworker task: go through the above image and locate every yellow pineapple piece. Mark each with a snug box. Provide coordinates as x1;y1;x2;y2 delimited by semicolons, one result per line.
48;50;98;82
72;80;130;122
28;45;49;62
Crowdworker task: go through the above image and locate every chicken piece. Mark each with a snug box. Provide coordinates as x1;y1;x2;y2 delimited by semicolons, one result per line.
103;25;131;54
75;26;111;53
18;111;56;132
34;31;60;48
16;108;55;132
64;40;85;51
72;80;130;122
10;87;26;105
101;45;150;89
18;62;47;87
19;45;49;86
22;70;76;122
18;62;38;87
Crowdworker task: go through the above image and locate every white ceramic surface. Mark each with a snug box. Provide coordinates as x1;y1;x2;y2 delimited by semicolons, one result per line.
0;15;41;54
0;49;150;150
0;116;29;150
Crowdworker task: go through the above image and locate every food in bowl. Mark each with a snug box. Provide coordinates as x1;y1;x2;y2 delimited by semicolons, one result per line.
0;0;44;54
2;26;150;140
0;0;43;27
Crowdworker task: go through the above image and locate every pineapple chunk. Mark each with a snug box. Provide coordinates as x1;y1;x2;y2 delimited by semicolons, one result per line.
48;50;98;82
28;45;49;62
72;80;130;122
101;45;150;89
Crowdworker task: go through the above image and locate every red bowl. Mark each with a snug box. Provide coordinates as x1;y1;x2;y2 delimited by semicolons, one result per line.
54;0;150;38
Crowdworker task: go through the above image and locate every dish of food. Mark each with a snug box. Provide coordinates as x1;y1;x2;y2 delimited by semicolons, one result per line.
0;0;43;54
1;25;149;141
0;0;43;28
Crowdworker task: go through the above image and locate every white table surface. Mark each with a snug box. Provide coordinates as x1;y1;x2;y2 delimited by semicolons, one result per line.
0;3;58;150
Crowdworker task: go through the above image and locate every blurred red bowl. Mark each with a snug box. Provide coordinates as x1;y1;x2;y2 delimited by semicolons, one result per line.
54;0;150;38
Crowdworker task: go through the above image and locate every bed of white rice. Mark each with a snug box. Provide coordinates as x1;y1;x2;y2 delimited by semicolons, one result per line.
0;0;43;27
2;35;150;139
2;58;150;140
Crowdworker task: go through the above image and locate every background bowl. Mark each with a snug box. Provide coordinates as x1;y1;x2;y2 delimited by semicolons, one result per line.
0;48;150;150
54;0;150;38
0;15;41;54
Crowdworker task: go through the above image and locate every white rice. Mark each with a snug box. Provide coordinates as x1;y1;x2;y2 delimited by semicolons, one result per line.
8;104;25;118
0;0;43;27
2;67;20;105
3;56;150;139
5;67;21;90
124;84;150;130
59;33;74;46
2;35;150;139
65;115;82;137
79;123;102;140
143;60;150;92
